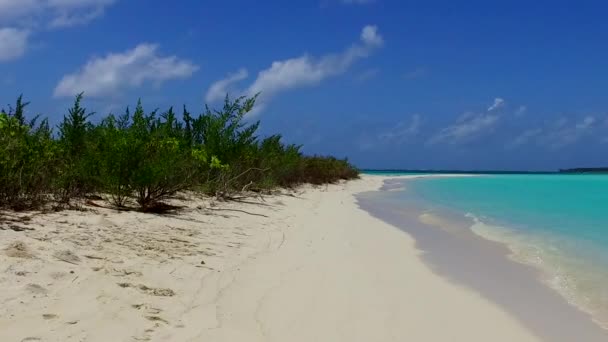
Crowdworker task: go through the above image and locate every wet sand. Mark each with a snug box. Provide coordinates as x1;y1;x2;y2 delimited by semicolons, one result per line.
357;176;608;341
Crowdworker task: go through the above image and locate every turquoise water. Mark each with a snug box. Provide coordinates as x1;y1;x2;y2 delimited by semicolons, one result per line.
391;174;608;327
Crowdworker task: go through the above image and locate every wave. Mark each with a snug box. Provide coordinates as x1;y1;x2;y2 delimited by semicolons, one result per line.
465;213;608;329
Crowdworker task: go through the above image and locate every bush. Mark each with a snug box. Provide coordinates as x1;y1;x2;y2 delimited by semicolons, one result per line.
0;93;359;211
0;97;57;209
56;93;96;202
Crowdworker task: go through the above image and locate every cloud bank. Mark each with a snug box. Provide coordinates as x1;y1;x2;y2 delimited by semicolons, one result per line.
379;114;422;143
0;0;118;62
54;43;199;97
0;28;29;62
427;98;506;146
0;0;116;28
205;25;384;114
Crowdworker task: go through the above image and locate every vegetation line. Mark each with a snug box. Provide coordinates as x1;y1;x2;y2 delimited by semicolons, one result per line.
0;93;359;213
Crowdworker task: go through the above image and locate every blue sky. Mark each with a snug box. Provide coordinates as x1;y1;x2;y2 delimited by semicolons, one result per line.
1;0;608;171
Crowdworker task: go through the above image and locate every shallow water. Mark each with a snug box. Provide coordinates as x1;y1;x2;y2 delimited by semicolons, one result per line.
367;174;608;331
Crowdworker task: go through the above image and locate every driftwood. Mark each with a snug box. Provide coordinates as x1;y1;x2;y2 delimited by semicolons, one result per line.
206;207;268;218
214;167;270;200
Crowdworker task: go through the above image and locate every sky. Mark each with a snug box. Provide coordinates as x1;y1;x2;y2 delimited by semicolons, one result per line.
1;0;608;171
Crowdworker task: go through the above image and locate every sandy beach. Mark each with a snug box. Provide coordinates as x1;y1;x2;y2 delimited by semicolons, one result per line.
1;175;551;341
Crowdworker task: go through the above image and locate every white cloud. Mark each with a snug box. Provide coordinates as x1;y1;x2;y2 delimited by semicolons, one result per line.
48;6;105;28
247;55;335;96
247;25;382;97
205;25;383;114
0;0;39;19
0;0;117;61
428;112;500;145
506;128;542;149
0;28;30;62
510;116;598;149
360;25;383;46
54;43;199;97
379;114;422;143
205;68;248;103
0;0;116;27
358;114;422;151
487;97;505;111
576;116;596;130
427;97;512;145
539;116;596;148
47;0;114;6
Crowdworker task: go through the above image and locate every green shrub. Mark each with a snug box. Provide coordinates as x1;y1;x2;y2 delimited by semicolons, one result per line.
94;102;201;209
0;97;57;209
0;93;359;211
56;93;96;202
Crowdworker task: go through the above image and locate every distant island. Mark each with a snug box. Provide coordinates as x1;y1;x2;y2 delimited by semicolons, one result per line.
363;169;608;175
363;169;553;175
559;168;608;174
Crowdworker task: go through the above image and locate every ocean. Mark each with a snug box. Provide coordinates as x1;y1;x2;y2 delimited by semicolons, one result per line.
366;173;608;328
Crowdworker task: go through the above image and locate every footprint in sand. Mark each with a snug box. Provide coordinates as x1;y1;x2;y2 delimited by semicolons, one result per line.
130;306;170;341
145;316;169;324
25;284;47;295
117;283;175;297
94;216;116;228
131;304;162;315
53;250;81;265
50;271;68;280
4;241;34;259
111;268;143;277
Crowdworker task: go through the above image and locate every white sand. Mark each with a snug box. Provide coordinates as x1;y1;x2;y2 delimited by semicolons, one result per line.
0;175;540;341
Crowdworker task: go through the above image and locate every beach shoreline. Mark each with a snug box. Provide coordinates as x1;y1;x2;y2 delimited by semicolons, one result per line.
1;174;596;341
358;174;608;341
